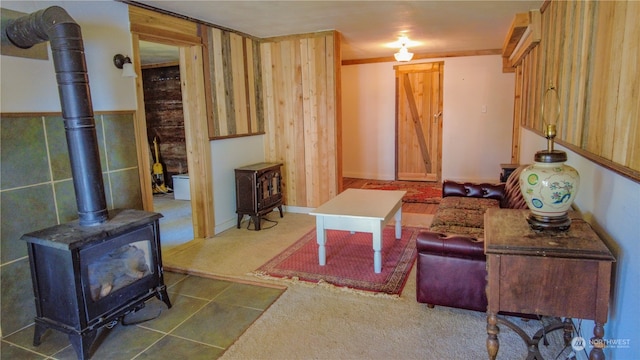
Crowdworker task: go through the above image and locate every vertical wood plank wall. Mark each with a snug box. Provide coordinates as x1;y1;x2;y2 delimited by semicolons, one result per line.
261;32;342;207
513;1;640;180
205;28;264;138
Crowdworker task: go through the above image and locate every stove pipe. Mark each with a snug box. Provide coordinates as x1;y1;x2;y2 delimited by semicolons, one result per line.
5;6;108;226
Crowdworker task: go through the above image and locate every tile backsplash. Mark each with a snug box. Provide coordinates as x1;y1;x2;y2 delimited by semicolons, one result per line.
0;111;142;336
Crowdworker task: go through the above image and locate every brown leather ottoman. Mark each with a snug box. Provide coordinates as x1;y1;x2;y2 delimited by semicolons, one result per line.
416;231;488;312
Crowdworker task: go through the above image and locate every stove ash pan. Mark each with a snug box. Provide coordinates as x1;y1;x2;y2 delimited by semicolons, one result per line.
21;209;172;360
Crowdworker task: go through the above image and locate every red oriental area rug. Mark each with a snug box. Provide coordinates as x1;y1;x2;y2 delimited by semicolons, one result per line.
254;226;419;295
362;181;442;204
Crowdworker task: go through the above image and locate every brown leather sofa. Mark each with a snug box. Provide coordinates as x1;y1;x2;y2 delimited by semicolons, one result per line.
416;166;527;312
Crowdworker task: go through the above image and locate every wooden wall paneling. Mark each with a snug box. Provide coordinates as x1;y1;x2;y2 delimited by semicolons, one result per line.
201;27;215;140
524;49;534;129
230;33;248;134
293;39;308;207
540;1;560;133
314;35;334;205
180;45;215;238
130;33;154;212
205;27;264;139
279;40;301;206
330;32;343;194
435;64;443;178
511;64;523;163
512;0;640;181
245;38;258;133
613;2;640;167
533;20;544;133
597;2;625;160
261;42;277;160
583;2;625;158
220;31;236;135
253;39;265;133
624;2;640;171
558;0;577;142
567;1;595;146
301;38;319;206
429;64;442;180
522;34;534;130
521;52;530;128
208;28;227;137
261;32;340;207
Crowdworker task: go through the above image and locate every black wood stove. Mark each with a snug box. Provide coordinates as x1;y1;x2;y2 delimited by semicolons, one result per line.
21;209;171;360
4;6;172;359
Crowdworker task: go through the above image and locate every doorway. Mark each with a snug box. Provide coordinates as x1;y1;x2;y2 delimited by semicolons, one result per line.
129;31;214;240
395;62;444;182
138;40;194;250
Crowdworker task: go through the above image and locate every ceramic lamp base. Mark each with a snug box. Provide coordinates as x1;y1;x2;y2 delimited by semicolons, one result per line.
527;212;571;231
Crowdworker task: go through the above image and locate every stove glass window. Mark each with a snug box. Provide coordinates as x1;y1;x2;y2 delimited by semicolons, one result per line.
87;240;152;301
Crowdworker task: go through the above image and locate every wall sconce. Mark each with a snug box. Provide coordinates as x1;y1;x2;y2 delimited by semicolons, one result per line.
394;36;414;62
113;54;137;78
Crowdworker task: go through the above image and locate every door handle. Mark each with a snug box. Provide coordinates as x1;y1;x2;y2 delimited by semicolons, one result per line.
434;111;442;123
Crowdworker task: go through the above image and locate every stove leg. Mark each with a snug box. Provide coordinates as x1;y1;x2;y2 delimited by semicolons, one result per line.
33;322;48;346
68;330;96;360
156;287;172;309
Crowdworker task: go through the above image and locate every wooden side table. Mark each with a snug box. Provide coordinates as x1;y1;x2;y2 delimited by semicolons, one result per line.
484;208;615;360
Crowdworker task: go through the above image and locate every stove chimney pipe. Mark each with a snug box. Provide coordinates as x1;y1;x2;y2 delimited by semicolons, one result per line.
5;6;108;226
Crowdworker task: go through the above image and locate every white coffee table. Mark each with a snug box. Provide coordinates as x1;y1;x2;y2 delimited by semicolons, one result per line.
309;188;406;273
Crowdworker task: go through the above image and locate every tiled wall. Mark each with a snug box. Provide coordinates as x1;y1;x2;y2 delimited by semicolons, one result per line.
0;112;142;336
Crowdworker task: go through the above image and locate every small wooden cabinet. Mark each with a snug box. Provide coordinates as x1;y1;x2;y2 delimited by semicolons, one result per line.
484;208;615;360
235;162;283;230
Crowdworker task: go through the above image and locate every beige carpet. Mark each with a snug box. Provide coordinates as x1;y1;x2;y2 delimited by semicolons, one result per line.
163;212;567;360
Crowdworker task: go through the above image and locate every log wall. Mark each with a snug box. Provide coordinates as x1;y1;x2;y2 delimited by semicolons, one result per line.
142;65;188;184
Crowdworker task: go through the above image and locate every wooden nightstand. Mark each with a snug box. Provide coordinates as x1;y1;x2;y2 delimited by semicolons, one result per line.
484;208;615;360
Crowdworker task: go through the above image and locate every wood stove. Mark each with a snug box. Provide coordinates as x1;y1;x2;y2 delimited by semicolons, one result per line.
21;209;171;360
5;6;172;360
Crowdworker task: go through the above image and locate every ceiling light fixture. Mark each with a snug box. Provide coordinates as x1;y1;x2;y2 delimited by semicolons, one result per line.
394;36;414;62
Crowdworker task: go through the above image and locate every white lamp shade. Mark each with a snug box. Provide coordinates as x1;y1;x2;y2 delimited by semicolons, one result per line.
122;62;137;78
394;46;413;62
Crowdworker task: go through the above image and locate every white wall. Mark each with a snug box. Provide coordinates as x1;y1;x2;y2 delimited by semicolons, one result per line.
210;135;265;234
341;55;515;183
520;128;640;359
341;62;397;180
0;1;136;112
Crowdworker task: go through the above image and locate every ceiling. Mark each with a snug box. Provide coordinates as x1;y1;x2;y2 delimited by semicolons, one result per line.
136;0;543;64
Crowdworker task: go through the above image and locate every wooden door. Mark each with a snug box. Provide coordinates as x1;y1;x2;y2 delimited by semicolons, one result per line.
395;62;443;182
